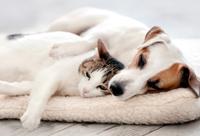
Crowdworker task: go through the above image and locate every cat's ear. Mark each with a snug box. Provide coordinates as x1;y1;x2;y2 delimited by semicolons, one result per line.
95;39;110;60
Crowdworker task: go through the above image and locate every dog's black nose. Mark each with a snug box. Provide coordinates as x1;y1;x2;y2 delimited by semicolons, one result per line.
109;82;124;96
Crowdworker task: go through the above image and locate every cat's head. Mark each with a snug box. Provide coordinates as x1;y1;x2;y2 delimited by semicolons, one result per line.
78;39;124;97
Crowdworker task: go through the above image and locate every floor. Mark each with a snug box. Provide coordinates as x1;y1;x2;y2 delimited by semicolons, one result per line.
0;0;200;135
1;119;200;136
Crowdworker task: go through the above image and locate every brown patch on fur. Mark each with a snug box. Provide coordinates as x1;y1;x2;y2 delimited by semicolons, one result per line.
78;56;105;75
146;63;184;92
129;47;149;69
144;26;164;42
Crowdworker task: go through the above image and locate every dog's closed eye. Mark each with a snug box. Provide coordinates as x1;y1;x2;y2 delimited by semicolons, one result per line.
147;79;161;90
138;54;146;69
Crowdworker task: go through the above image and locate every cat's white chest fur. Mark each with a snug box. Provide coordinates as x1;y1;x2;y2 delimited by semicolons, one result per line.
48;51;95;96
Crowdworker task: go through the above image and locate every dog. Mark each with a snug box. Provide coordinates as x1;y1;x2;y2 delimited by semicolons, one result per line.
49;7;200;101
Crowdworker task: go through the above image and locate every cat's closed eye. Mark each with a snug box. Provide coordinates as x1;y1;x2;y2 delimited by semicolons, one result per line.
96;85;107;90
85;72;91;80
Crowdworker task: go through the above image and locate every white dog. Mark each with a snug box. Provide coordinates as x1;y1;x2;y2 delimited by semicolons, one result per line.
49;7;200;100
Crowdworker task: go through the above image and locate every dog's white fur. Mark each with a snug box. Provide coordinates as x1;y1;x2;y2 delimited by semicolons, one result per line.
48;8;148;65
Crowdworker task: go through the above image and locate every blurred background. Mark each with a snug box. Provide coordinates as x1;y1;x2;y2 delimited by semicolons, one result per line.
0;0;199;38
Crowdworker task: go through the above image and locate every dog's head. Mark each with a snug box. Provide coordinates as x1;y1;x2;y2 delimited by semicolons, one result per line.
108;26;200;100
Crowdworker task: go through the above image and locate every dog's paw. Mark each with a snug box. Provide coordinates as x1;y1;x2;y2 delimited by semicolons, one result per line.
49;43;82;59
49;44;65;59
20;111;41;130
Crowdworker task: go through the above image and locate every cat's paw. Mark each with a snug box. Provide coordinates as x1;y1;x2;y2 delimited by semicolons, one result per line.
20;111;41;130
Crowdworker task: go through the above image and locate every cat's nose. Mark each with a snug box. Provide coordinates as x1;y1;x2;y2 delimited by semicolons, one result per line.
109;82;124;96
81;87;89;96
82;87;89;93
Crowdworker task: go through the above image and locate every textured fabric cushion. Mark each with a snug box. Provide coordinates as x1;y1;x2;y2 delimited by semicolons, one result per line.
0;39;200;124
0;88;199;124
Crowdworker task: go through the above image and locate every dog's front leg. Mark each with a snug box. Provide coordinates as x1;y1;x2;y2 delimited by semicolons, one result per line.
49;40;96;59
20;78;58;130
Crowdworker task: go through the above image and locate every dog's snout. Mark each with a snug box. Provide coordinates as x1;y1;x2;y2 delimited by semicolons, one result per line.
109;82;124;96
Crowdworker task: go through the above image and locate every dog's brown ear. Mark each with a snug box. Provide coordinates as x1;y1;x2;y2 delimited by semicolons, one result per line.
146;63;200;97
144;26;164;42
180;66;200;97
95;39;110;60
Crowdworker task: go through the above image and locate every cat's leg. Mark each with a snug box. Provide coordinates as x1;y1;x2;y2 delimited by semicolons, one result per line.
20;77;58;130
0;81;32;95
48;7;112;34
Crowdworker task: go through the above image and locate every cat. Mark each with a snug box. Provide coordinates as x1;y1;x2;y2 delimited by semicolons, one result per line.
0;33;124;129
20;39;124;130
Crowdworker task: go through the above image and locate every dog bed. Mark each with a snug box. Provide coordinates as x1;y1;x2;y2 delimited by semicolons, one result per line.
0;39;200;125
